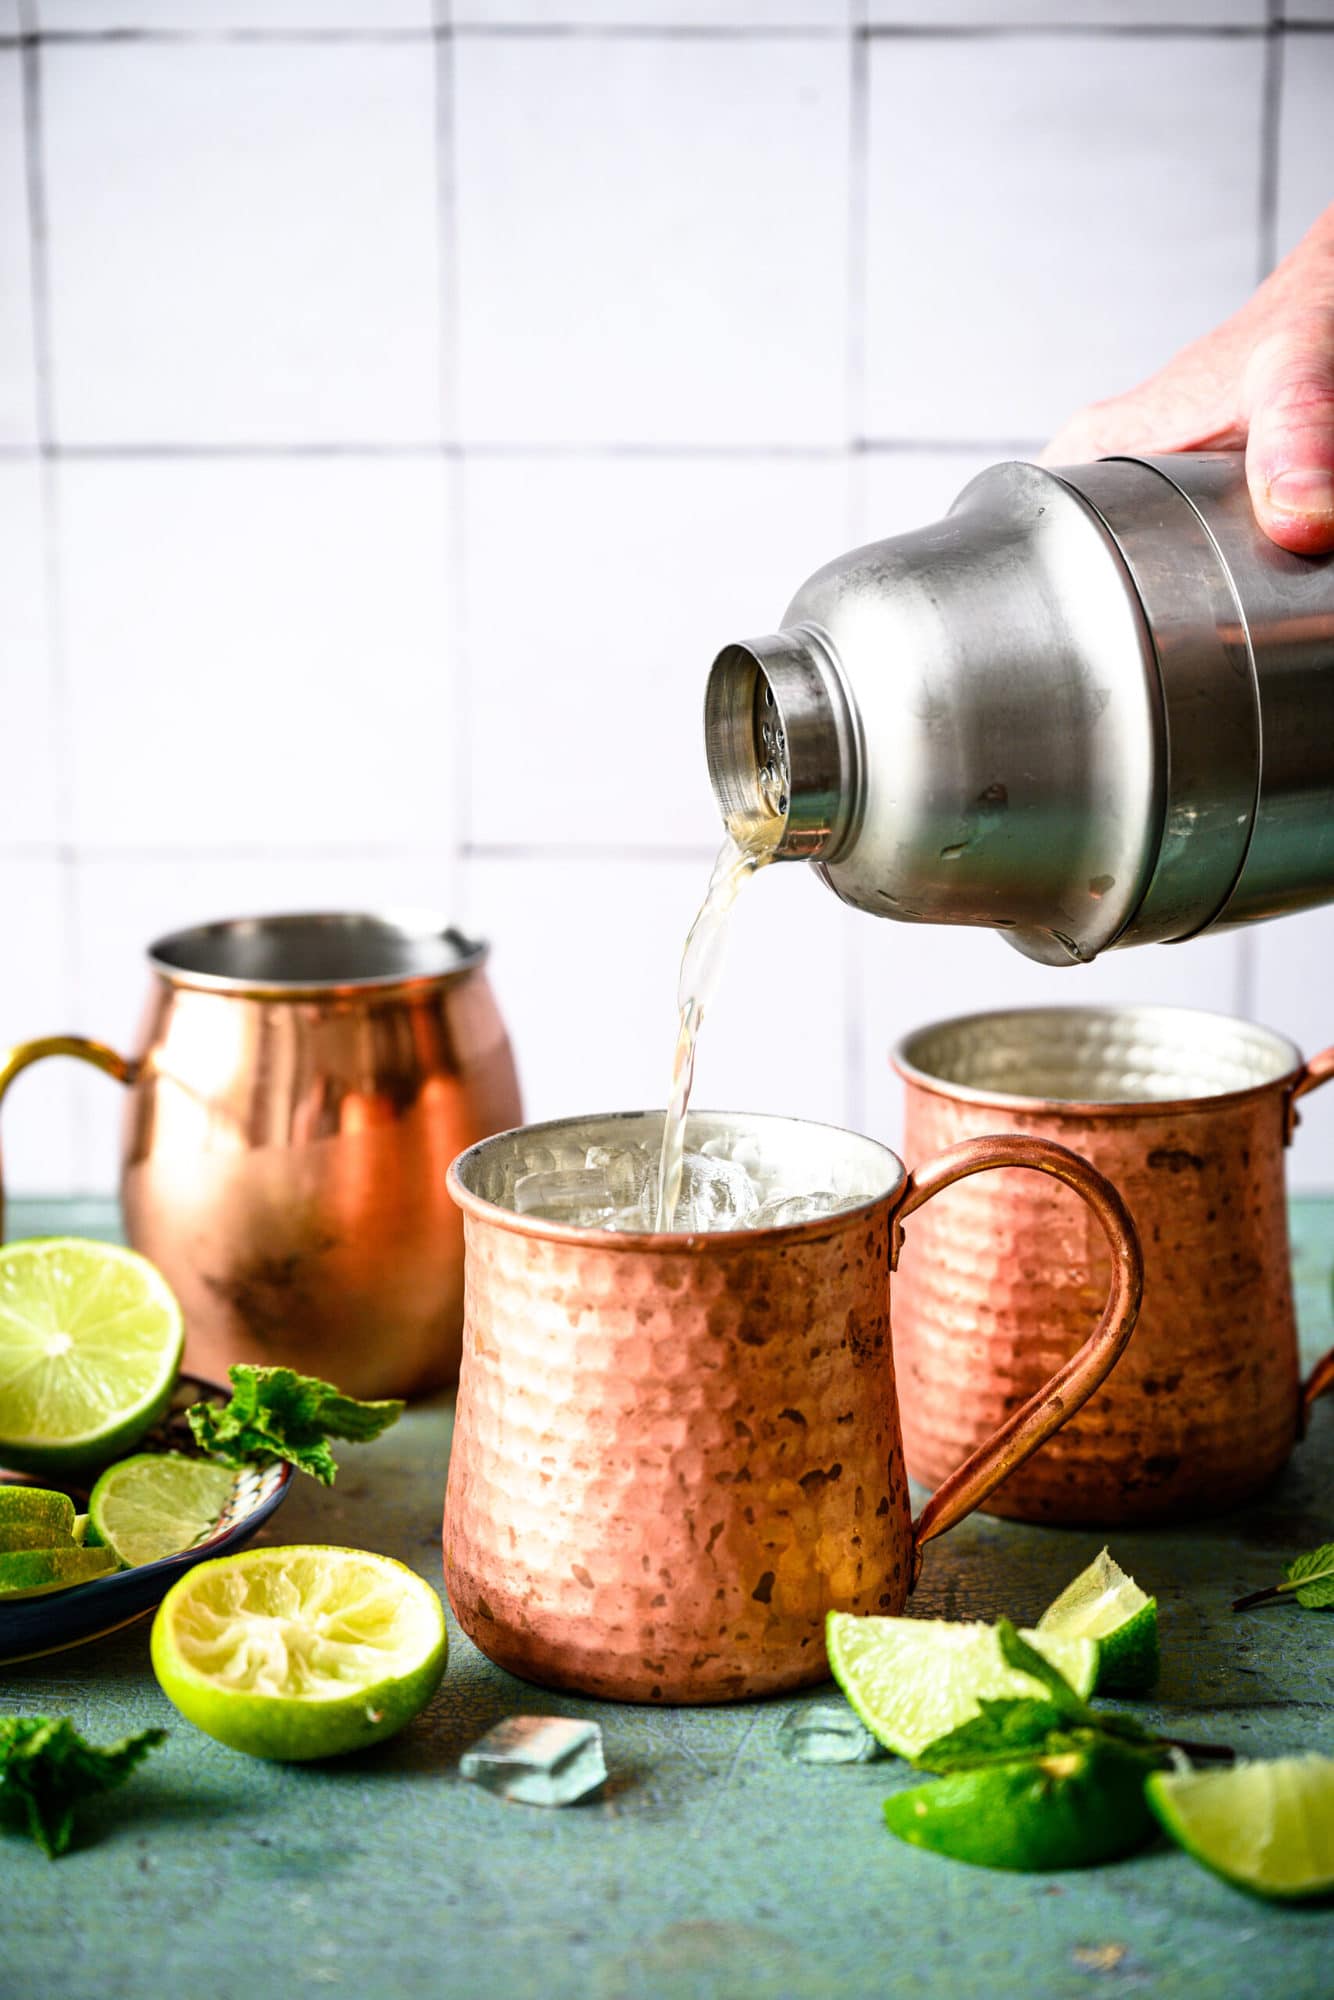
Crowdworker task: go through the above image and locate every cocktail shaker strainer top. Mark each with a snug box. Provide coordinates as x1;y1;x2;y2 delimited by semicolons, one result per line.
704;452;1334;966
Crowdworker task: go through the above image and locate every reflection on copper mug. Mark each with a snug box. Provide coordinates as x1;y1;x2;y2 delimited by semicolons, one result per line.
893;1006;1334;1526
442;1109;1142;1704
0;912;522;1399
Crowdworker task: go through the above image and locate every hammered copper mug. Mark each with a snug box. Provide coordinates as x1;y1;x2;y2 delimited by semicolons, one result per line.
443;1108;1142;1704
0;912;522;1399
893;1005;1334;1526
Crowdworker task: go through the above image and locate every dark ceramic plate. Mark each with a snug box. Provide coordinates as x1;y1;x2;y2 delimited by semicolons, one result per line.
0;1374;292;1665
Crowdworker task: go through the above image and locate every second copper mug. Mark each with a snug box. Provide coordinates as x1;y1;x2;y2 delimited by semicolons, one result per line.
0;911;522;1399
443;1109;1142;1704
893;1004;1334;1526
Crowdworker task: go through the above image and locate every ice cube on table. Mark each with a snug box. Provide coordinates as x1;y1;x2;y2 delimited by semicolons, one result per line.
459;1717;607;1806
777;1701;882;1765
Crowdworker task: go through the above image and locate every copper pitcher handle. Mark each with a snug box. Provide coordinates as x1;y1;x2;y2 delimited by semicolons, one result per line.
0;1036;138;1240
890;1134;1143;1577
1284;1042;1334;1429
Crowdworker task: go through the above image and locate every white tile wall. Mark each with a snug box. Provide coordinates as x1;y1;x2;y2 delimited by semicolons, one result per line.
57;458;456;848
0;51;37;447
43;41;443;444
38;4;431;24
1276;30;1334;259
455;3;849;20
864;34;1264;442
462;454;852;847
462;851;852;1129
453;35;850;445
0;463;59;846
867;3;1264;20
2;9;1331;1194
0;859;76;1195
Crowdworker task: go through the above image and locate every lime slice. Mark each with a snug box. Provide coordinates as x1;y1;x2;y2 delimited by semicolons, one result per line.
0;1239;184;1475
1147;1756;1334;1902
1036;1547;1159;1694
885;1739;1158;1871
88;1453;240;1570
0;1544;119;1599
826;1613;1098;1760
0;1519;79;1552
151;1545;448;1761
0;1485;76;1536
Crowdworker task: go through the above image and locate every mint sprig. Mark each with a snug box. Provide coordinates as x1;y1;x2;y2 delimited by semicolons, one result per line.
1233;1540;1334;1613
913;1623;1222;1776
186;1365;404;1487
0;1716;167;1858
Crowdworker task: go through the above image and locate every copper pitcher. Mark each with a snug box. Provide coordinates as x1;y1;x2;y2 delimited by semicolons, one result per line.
442;1109;1142;1704
893;1005;1334;1526
0;912;522;1399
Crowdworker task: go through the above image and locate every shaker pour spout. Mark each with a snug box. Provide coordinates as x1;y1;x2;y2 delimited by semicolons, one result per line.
704;627;862;862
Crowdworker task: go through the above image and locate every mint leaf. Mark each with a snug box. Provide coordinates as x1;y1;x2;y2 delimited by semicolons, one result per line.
0;1716;166;1858
187;1366;404;1486
995;1620;1092;1721
912;1698;1075;1772
1286;1542;1334;1610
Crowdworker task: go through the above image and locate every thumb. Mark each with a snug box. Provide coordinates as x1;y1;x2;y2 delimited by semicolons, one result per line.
1243;313;1334;554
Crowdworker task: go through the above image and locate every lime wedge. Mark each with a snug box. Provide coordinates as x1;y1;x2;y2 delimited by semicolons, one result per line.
0;1486;77;1536
1036;1547;1159;1694
0;1519;80;1552
1147;1756;1334;1902
88;1452;241;1570
0;1239;184;1475
826;1613;1098;1760
0;1544;119;1599
90;1451;237;1569
885;1739;1158;1871
151;1545;448;1761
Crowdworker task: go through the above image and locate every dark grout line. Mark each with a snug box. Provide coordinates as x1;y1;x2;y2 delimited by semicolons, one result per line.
1258;11;1284;279
31;438;1039;462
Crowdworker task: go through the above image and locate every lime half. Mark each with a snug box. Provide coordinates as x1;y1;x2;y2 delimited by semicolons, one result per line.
0;1239;184;1475
1147;1756;1334;1902
89;1453;241;1569
826;1613;1098;1760
885;1739;1158;1871
151;1545;448;1761
1037;1548;1159;1694
0;1544;119;1599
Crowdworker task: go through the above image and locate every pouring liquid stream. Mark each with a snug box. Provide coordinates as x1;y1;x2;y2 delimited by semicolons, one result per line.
655;803;784;1231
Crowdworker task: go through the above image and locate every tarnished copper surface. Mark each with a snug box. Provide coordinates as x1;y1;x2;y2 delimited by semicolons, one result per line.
892;1005;1334;1525
443;1109;1141;1703
0;913;521;1399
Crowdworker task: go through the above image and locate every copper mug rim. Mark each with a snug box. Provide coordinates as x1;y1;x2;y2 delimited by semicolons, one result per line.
894;1002;1305;1120
145;907;489;1000
448;1107;909;1248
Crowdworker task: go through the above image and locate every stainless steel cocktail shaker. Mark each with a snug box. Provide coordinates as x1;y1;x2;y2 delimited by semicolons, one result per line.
704;452;1334;965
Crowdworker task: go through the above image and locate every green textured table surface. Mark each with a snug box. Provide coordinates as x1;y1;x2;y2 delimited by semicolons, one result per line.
3;1198;1332;2000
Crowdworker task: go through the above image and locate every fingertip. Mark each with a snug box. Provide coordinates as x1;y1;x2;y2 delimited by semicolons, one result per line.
1250;471;1334;555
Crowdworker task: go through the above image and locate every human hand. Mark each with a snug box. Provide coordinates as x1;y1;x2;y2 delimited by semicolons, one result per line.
1041;202;1334;556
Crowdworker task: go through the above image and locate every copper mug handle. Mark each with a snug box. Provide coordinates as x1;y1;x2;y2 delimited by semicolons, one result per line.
889;1134;1144;1579
0;1036;139;1238
1284;1043;1334;1426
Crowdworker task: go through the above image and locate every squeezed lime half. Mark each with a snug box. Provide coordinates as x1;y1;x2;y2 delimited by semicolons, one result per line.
151;1545;448;1761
